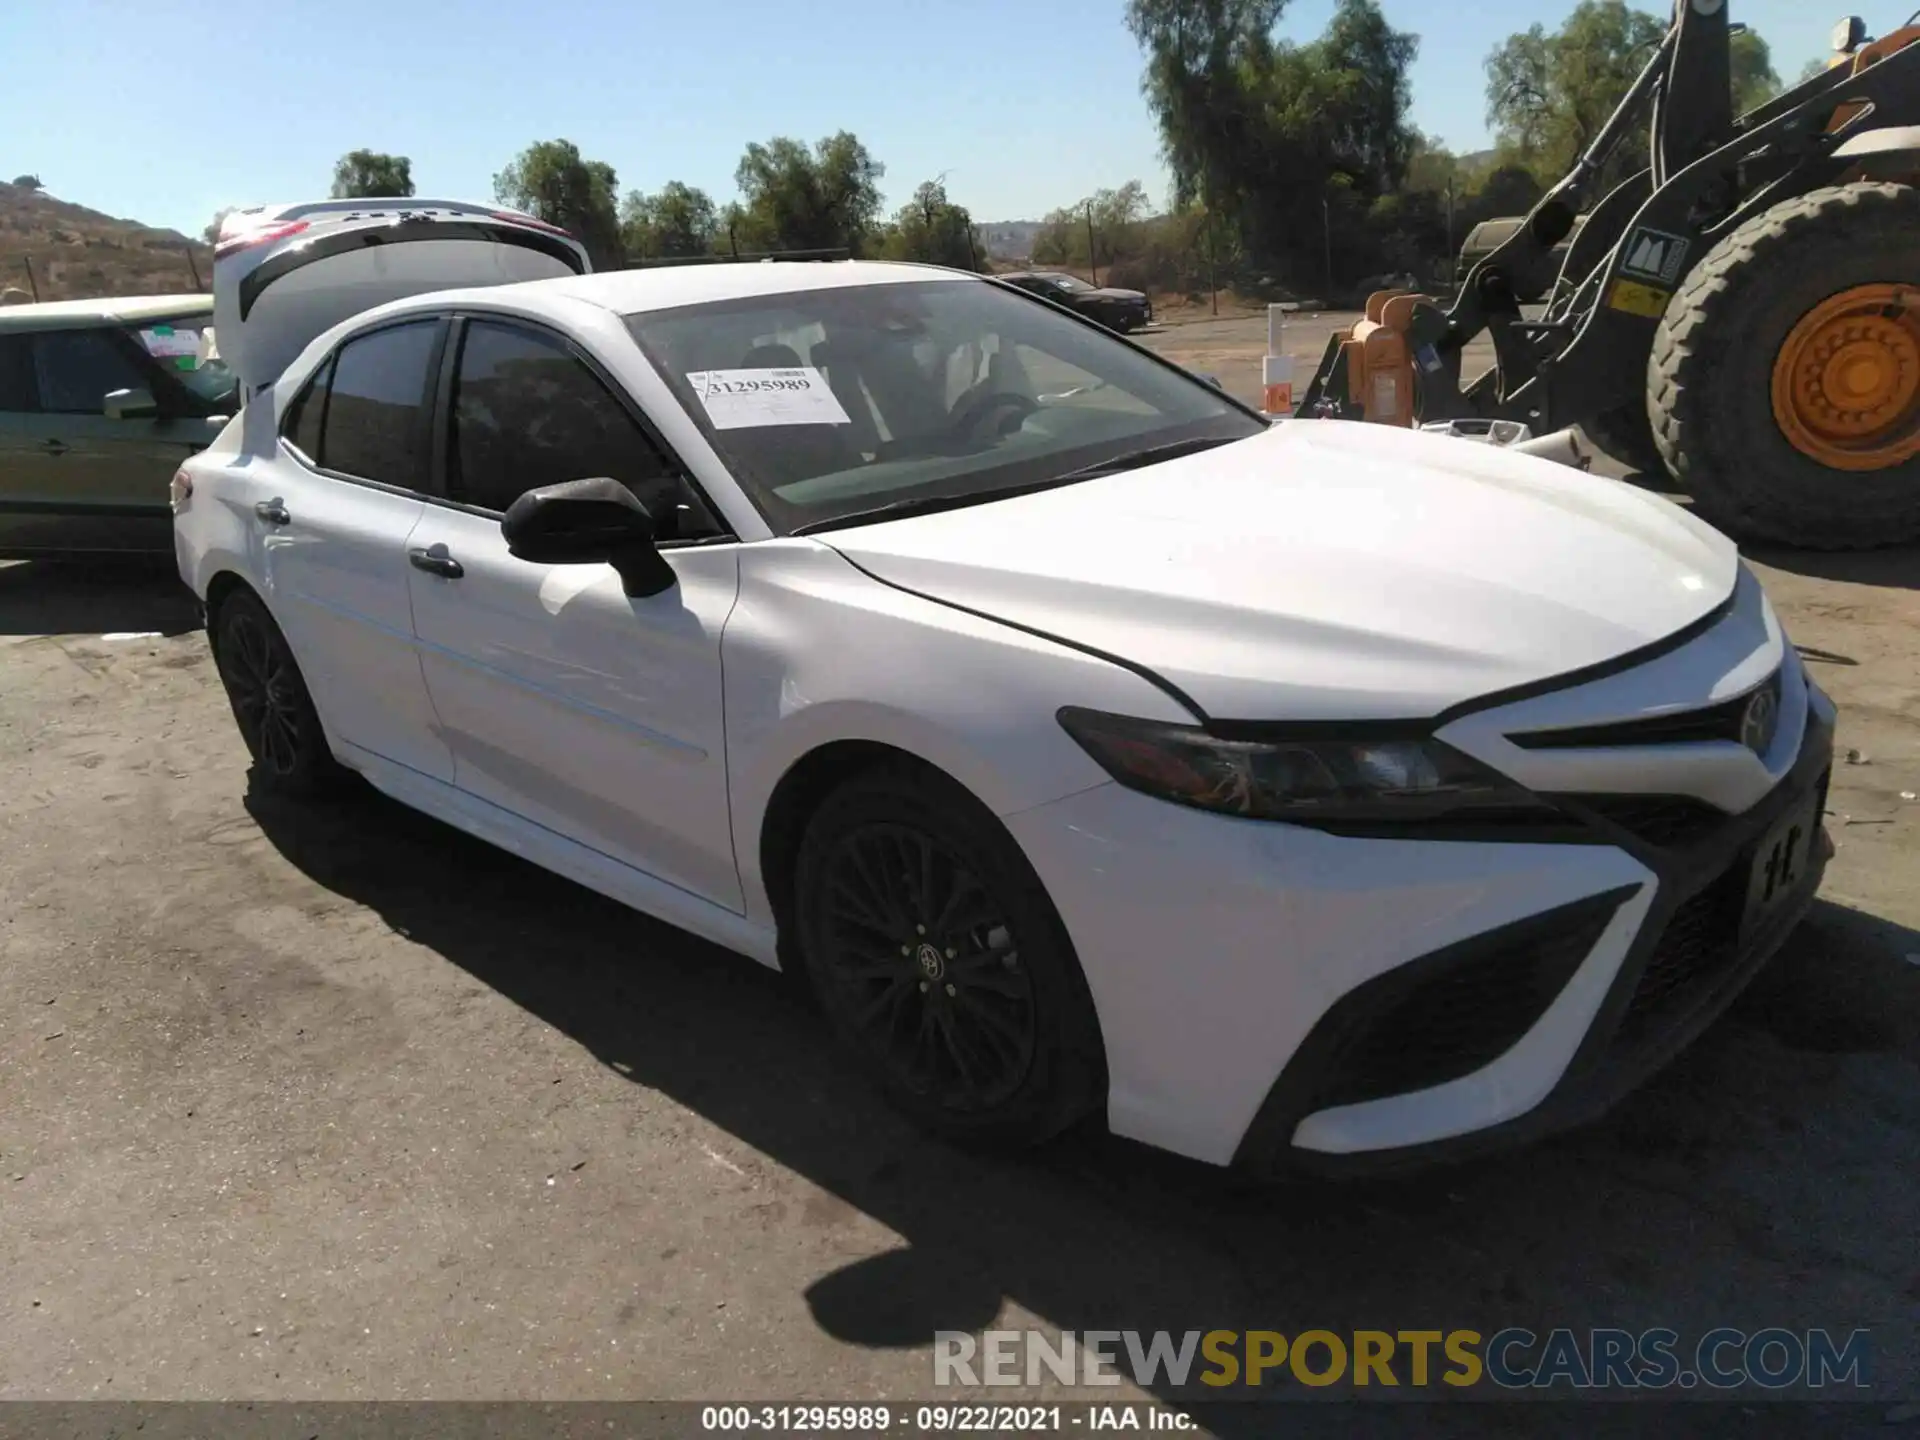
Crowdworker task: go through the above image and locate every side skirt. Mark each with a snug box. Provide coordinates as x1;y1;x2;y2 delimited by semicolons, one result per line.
335;740;782;971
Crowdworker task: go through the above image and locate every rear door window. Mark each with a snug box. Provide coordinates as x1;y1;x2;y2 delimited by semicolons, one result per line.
317;321;440;491
0;334;37;413
31;329;150;414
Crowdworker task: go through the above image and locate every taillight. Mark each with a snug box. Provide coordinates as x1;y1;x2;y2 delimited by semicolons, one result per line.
489;209;574;239
213;219;311;259
170;469;193;512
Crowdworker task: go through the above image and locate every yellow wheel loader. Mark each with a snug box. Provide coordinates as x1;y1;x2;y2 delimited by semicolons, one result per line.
1298;5;1920;551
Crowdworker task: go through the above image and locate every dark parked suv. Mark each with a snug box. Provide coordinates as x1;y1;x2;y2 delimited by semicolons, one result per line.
997;271;1152;333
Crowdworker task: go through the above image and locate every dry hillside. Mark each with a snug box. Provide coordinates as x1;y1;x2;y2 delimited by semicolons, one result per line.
0;180;211;304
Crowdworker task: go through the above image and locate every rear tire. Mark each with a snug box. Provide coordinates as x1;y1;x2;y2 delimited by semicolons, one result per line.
210;588;341;797
1648;182;1920;549
793;763;1106;1149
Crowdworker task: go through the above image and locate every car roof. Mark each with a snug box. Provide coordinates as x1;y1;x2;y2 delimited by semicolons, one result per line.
0;293;213;333
420;259;978;319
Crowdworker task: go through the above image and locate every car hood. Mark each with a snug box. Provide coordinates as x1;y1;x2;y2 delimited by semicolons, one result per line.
819;421;1739;722
1085;287;1148;303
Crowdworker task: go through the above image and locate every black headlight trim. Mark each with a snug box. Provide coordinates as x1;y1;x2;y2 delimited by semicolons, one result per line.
1056;706;1593;841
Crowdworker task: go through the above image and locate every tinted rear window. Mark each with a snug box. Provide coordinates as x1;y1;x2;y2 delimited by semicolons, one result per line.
282;357;330;462
319;322;439;490
0;335;35;412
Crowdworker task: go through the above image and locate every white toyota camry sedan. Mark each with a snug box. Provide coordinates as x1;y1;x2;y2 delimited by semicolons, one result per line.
174;201;1835;1175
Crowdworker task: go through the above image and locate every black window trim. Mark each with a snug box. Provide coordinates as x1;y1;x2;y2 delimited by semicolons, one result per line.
276;315;451;500
431;309;737;548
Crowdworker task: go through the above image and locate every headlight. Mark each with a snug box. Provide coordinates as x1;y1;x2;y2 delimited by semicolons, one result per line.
1056;707;1556;829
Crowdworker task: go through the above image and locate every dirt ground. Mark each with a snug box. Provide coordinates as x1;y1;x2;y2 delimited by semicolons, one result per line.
2;319;1917;1418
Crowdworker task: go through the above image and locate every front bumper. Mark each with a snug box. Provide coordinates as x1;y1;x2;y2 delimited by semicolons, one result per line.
1005;585;1835;1172
1235;691;1833;1177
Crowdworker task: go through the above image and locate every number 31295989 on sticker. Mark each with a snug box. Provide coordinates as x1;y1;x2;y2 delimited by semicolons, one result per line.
685;366;853;430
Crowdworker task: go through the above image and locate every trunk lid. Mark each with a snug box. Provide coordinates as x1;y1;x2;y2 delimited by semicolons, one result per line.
212;199;590;390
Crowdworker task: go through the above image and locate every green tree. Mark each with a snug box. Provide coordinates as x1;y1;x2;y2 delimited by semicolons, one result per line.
1485;2;1666;179
1031;181;1152;271
621;181;719;260
1486;4;1784;182
330;150;415;199
1796;56;1835;86
1731;28;1782;112
1125;0;1286;212
880;180;984;270
493;139;623;269
1315;0;1419;186
203;207;238;245
729;132;885;255
1126;0;1420;289
9;174;43;191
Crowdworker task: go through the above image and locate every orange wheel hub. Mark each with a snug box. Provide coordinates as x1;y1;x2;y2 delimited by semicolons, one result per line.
1771;284;1920;470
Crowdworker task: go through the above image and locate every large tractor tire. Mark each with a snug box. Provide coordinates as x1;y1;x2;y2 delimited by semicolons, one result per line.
1648;182;1920;549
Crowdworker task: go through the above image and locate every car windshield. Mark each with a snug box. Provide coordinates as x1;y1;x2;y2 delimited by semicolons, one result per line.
127;316;238;408
625;278;1263;533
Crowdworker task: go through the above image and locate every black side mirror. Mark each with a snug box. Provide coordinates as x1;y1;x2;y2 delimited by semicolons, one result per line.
500;476;675;598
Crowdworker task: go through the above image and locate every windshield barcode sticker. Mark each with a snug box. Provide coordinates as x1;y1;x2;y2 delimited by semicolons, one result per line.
685;367;852;429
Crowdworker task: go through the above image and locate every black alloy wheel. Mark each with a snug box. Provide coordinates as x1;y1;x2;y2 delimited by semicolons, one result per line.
211;589;337;796
793;765;1106;1147
817;820;1037;1110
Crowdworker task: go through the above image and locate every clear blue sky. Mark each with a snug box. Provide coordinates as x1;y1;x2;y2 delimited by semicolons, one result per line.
4;0;1841;237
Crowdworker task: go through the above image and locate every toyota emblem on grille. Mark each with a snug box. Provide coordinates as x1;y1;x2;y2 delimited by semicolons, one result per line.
1741;682;1779;756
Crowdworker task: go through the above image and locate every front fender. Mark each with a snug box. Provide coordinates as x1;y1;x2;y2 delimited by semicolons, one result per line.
723;541;1195;930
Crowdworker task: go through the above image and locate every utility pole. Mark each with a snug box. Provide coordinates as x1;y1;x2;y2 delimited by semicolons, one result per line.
1445;177;1456;285
22;255;41;301
1085;201;1099;287
1322;196;1333;300
185;246;204;292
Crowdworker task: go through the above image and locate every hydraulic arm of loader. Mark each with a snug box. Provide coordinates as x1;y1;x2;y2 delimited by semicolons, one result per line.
1298;1;1920;434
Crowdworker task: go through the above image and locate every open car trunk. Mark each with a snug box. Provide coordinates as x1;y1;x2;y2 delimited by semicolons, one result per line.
211;199;591;392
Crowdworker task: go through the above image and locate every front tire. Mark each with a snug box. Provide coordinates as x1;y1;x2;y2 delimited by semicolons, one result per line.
210;588;340;796
793;764;1106;1148
1648;182;1920;549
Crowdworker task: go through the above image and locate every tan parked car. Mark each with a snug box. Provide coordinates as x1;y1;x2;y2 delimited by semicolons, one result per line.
0;294;235;557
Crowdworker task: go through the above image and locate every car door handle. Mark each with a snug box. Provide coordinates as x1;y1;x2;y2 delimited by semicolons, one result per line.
254;500;291;526
39;439;69;457
408;548;464;580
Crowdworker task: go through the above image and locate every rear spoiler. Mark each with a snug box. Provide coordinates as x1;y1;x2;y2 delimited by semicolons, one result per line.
234;217;588;322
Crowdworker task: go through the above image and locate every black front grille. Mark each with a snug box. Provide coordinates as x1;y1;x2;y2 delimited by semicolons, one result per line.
1571;794;1734;849
1509;671;1781;751
1311;891;1630;1110
1617;865;1748;1038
